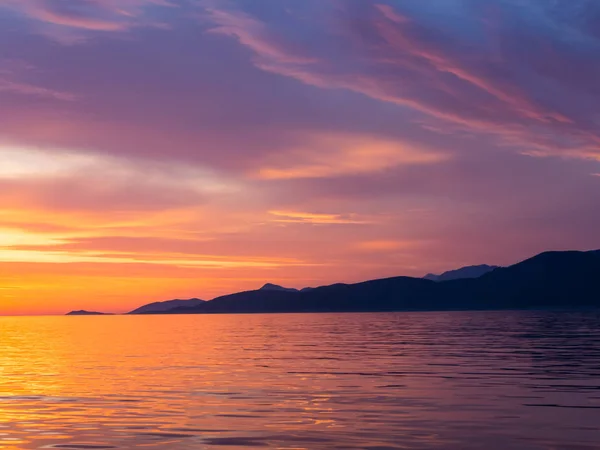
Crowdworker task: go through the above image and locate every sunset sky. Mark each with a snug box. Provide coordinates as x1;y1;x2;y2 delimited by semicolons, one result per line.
1;0;600;315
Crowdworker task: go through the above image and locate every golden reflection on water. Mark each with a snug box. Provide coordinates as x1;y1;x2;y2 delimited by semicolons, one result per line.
0;312;600;449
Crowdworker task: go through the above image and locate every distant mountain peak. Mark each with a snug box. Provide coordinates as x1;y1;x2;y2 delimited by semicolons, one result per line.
424;264;499;282
259;283;299;292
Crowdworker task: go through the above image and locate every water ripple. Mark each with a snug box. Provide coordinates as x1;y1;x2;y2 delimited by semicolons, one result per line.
0;310;599;448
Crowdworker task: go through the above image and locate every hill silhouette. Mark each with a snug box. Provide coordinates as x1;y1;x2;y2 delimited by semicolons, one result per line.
130;250;600;315
128;298;205;314
424;264;499;282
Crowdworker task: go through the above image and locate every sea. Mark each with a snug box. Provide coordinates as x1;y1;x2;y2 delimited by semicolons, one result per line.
0;310;599;449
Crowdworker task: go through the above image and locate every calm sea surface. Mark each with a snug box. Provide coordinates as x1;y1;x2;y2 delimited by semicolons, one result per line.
1;311;600;449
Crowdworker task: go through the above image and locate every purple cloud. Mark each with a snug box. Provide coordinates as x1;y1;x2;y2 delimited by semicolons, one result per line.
0;58;75;99
205;0;600;161
0;0;175;42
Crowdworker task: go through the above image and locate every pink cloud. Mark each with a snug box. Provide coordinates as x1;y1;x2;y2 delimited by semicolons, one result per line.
206;8;317;65
0;59;75;100
0;77;76;100
29;8;128;31
204;2;600;161
0;0;175;41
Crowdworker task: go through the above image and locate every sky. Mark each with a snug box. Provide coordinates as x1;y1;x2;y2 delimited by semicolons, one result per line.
1;0;599;315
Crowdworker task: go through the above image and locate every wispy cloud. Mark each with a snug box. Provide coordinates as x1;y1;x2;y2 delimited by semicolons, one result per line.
0;78;76;100
0;59;75;100
355;240;416;251
0;0;175;42
206;7;317;66
257;133;447;180
269;210;370;225
205;1;600;162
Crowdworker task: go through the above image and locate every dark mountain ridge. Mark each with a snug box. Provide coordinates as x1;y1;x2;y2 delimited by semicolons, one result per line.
424;264;499;282
158;250;600;315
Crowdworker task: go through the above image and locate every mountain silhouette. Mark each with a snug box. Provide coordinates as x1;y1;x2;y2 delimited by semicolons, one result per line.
66;310;110;316
128;298;205;314
140;250;600;315
424;264;499;282
259;283;299;292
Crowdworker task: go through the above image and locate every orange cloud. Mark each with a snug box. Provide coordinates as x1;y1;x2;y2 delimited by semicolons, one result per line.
356;240;416;251
257;133;447;180
269;211;370;225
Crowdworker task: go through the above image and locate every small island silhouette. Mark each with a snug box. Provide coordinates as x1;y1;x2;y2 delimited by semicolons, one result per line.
66;310;112;316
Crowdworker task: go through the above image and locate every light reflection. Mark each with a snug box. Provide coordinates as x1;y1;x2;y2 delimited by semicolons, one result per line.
2;312;599;448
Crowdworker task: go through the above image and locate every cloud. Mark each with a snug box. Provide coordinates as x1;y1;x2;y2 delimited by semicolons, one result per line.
0;246;309;269
205;6;317;65
268;210;370;225
256;133;447;179
0;146;240;213
0;0;175;41
356;240;416;252
205;0;600;161
0;59;75;100
0;78;76;100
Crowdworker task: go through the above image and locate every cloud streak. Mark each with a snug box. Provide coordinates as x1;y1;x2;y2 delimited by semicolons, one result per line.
269;210;370;225
0;78;76;100
0;0;175;42
206;0;600;161
0;59;75;100
256;133;447;180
